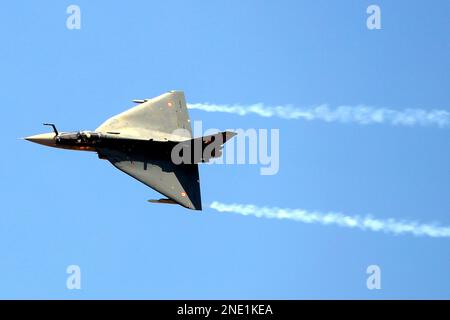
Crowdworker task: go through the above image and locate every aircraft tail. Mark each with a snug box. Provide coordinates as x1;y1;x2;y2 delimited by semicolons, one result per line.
173;131;237;164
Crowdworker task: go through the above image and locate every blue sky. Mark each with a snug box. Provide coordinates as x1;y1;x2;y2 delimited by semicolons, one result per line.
1;0;449;299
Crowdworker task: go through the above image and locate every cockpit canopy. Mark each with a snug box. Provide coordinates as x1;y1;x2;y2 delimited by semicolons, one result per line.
56;131;100;143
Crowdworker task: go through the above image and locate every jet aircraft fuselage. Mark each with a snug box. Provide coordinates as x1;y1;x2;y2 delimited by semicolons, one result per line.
26;130;175;159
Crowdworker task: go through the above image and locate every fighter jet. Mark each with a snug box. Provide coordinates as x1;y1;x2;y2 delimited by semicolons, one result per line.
25;91;236;210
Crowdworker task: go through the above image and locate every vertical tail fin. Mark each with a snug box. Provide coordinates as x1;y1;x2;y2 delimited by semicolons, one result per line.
173;131;237;164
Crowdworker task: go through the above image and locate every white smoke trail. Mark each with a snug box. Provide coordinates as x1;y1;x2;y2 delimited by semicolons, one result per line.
187;103;450;127
210;202;450;238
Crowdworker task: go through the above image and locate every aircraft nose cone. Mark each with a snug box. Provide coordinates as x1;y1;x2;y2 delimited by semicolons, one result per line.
25;132;56;147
